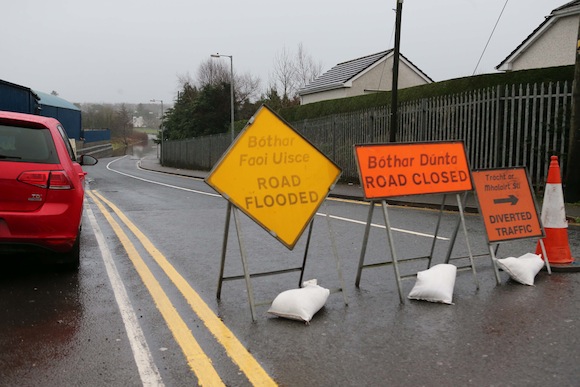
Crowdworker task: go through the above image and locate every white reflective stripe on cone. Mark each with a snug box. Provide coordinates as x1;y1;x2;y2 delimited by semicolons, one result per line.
541;183;568;229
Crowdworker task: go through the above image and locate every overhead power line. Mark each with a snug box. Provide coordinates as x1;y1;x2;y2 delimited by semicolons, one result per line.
473;0;510;75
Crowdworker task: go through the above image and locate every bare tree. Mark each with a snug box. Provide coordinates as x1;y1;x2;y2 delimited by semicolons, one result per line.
176;72;195;89
270;43;323;105
197;59;230;87
235;72;261;103
294;42;323;90
196;59;261;104
271;46;297;101
113;104;134;152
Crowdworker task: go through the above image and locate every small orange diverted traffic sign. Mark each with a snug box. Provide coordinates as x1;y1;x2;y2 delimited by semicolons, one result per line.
205;105;341;250
472;168;543;243
354;142;472;199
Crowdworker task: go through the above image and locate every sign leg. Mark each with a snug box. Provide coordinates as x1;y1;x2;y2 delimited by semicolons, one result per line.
488;243;502;285
217;202;232;300
298;220;314;287
538;239;552;274
233;207;257;322
324;202;348;305
444;203;462;264
381;201;405;304
355;202;375;287
456;193;479;290
428;195;447;268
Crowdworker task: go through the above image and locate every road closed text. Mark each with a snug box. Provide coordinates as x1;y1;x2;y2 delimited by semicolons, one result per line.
364;169;469;188
244;175;319;210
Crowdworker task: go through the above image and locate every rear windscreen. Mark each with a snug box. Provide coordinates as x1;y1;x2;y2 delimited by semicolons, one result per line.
0;125;59;164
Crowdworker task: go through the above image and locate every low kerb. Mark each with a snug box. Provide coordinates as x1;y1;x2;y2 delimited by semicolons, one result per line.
205;105;341;250
354;141;473;199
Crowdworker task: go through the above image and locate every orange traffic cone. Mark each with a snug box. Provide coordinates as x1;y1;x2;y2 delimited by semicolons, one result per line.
536;156;574;266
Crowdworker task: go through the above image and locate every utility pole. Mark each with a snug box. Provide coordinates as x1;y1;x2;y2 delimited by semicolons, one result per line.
390;0;403;143
565;18;580;203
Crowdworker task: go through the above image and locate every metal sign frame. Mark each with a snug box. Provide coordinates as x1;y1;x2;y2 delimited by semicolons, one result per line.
216;202;348;321
354;141;478;303
355;194;478;304
207;105;347;321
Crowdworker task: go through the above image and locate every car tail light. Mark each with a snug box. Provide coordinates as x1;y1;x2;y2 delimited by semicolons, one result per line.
18;171;73;190
48;171;73;189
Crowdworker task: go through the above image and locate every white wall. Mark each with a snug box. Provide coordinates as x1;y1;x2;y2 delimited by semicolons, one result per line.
301;88;349;105
509;15;578;71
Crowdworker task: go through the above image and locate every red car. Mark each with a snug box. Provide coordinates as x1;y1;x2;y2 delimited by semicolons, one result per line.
0;111;97;269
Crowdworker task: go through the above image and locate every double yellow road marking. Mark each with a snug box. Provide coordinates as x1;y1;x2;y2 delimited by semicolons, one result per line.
88;190;277;387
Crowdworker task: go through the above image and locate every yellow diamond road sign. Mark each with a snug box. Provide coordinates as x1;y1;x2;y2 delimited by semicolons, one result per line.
205;105;342;250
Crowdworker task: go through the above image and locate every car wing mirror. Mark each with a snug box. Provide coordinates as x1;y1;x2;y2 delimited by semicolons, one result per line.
78;154;98;166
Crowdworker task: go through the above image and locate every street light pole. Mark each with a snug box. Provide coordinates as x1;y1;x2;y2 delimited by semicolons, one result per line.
211;53;235;143
150;99;164;161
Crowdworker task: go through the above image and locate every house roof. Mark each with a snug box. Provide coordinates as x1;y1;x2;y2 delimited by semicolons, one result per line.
298;50;433;96
496;0;580;70
1;78;34;93
553;0;580;12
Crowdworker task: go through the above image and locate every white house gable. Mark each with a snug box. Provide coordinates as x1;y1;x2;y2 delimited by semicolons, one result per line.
299;50;432;105
497;1;580;71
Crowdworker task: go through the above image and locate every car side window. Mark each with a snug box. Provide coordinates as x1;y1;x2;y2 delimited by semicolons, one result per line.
57;125;77;162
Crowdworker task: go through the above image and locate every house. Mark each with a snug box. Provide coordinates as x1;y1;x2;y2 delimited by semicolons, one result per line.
496;0;580;71
133;116;145;128
298;50;433;105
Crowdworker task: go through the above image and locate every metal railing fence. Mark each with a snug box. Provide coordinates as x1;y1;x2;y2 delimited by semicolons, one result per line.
162;81;572;191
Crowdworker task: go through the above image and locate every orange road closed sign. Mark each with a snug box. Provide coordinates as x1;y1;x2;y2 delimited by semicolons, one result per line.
205;105;342;250
354;141;472;199
472;168;544;243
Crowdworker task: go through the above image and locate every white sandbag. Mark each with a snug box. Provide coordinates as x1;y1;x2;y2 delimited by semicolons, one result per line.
408;264;457;304
268;279;330;323
494;252;544;286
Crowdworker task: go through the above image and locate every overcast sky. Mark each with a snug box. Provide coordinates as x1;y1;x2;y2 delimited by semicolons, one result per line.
1;0;568;105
